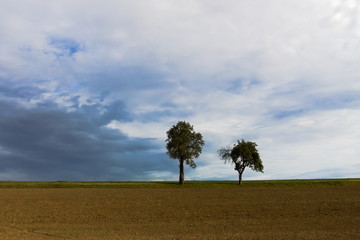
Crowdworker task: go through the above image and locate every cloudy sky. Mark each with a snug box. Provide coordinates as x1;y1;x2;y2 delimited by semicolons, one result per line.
0;0;359;181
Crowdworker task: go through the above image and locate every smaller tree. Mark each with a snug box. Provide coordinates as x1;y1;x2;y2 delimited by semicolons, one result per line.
218;139;264;185
166;121;205;185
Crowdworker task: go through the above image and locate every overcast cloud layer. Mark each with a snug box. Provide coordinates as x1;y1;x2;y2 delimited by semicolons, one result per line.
0;0;359;181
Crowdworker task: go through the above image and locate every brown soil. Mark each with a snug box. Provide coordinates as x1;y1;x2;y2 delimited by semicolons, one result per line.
0;186;359;239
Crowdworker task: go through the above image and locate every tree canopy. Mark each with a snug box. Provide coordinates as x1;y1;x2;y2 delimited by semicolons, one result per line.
166;121;205;185
218;139;263;185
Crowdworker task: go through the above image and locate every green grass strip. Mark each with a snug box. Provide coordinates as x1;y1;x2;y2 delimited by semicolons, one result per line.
0;179;359;189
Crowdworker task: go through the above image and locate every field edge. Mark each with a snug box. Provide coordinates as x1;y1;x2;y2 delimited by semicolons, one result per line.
0;178;359;188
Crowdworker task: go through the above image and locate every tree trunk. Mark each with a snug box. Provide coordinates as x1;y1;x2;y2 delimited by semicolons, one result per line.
237;167;246;185
179;159;184;185
238;172;243;185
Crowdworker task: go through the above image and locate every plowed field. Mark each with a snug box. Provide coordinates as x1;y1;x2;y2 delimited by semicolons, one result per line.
0;186;359;239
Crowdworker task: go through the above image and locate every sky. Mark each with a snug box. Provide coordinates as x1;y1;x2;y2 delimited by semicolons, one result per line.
0;0;359;181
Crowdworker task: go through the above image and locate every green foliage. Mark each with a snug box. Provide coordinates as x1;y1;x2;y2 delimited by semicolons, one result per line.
218;139;264;184
166;121;205;168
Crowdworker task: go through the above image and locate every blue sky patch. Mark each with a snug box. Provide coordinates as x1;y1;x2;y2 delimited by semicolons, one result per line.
274;109;305;119
312;92;360;110
48;37;83;57
225;78;260;93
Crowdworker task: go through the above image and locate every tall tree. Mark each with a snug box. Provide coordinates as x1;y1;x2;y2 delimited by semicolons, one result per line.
218;139;264;185
166;121;205;185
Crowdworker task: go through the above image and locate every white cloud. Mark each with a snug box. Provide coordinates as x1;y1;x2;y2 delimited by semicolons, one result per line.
107;120;168;140
145;170;177;181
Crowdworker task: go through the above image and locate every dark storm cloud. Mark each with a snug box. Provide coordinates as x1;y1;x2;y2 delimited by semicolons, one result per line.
0;84;45;100
0;96;176;181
